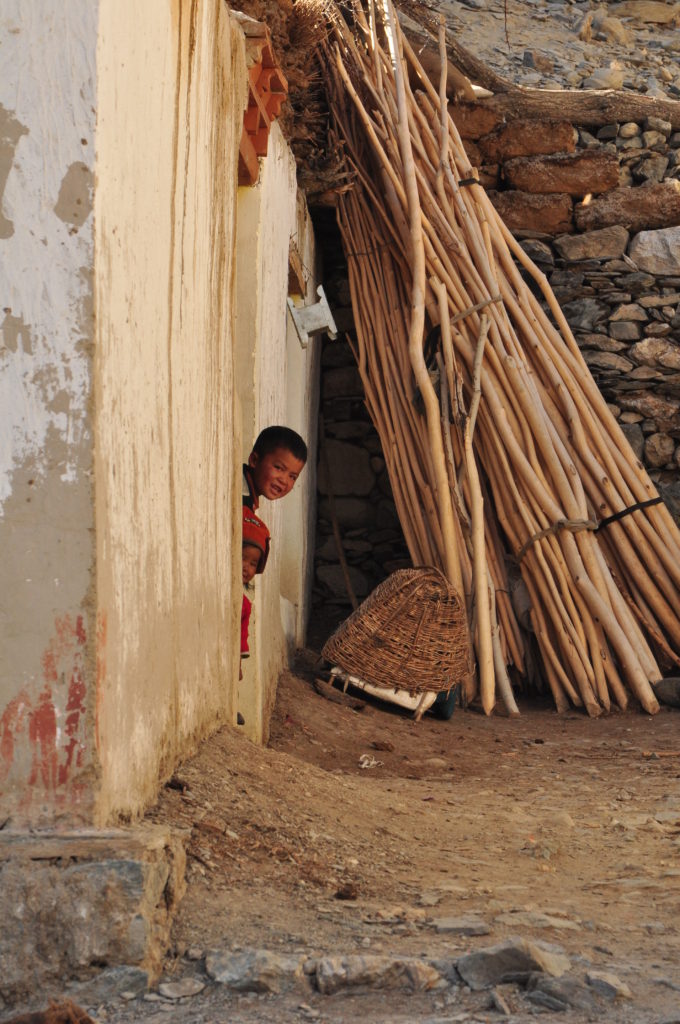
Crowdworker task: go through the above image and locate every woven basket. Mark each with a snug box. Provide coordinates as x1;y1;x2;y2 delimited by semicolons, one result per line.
322;568;470;695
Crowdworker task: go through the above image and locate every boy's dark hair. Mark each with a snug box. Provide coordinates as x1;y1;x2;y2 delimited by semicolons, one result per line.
253;426;308;464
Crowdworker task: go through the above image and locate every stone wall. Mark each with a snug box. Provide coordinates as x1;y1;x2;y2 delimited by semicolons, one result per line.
312;106;680;626
460;107;680;521
314;335;411;620
309;239;411;630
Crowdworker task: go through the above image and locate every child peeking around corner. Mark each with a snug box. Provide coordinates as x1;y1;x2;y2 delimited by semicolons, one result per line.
242;425;307;511
241;507;270;665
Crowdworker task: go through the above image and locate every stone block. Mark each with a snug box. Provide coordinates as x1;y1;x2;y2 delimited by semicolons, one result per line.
583;351;634;373
316;564;371;599
620;422;645;459
318;497;376;529
316;536;372;561
609;303;647;322
585;969;633;1000
519;240;554;266
616;272;656;293
478;120;576;163
632;153;669;183
432;916;491;936
456;938;570;991
629;227;680;275
642;130;668;149
645;432;676;467
322;366;363;399
504;151;620;197
554;225;629;261
527;973;597;1011
560;298;609;331
0;828;186;1005
575;181;680;233
609;321;642;341
647;319;675;334
206;949;307;993
322;340;356;368
646;116;673;134
448;102;502;140
576;332;628;352
598;123;621;141
314;954;442;995
317;440;375;496
618;392;680;431
488;191;573;235
630;337;680;369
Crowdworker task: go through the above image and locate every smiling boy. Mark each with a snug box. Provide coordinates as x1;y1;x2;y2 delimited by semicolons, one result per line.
242;425;307;511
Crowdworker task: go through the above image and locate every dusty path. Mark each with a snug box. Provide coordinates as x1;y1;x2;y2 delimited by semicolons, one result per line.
96;664;680;1023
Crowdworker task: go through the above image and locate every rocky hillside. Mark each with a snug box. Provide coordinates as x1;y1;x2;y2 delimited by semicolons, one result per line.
449;0;680;98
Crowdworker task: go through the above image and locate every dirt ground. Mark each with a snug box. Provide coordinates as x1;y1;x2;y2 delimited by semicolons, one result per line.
99;657;680;1024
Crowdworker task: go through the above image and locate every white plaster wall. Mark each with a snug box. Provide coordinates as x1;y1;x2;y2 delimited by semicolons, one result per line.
94;0;247;821
235;124;318;743
0;1;98;825
282;195;320;645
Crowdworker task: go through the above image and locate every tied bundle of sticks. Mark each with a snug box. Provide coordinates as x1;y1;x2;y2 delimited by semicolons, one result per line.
316;0;680;717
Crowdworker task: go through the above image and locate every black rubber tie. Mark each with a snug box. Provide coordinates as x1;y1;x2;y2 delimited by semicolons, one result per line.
595;496;663;533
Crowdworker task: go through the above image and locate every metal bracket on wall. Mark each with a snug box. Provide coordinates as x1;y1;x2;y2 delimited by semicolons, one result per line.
287;285;338;349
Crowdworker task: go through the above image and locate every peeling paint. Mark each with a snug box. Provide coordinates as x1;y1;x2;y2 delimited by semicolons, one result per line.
0;102;28;239
1;310;33;354
0;1;96;512
54;161;94;228
1;614;90;816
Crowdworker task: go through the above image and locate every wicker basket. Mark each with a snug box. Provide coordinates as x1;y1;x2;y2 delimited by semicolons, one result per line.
322;568;470;695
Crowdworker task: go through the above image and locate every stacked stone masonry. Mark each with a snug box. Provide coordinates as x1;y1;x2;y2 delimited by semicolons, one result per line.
314;110;680;615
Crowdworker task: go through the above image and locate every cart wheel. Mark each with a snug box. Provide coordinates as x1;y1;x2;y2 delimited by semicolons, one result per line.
432;683;459;720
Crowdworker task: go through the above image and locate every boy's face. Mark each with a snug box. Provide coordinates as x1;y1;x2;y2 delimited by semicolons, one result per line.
242;545;261;584
248;446;305;501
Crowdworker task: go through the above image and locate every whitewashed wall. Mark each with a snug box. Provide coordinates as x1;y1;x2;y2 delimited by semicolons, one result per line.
0;1;98;824
93;0;247;822
235;124;318;743
0;0;317;825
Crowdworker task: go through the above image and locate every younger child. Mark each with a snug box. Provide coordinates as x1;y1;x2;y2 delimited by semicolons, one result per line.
241;507;270;661
243;425;308;511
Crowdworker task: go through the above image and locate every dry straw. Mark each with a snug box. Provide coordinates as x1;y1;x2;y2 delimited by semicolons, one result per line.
314;0;680;716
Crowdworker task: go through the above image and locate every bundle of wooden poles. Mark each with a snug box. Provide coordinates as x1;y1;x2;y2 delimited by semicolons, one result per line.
315;0;680;716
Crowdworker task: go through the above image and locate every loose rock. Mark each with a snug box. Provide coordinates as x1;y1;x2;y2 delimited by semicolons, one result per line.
456;938;570;991
205;949;307;993
554;226;630;261
157;977;205;999
629;226;680;274
586;969;633;999
431;916;492;936
314;954;443;994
